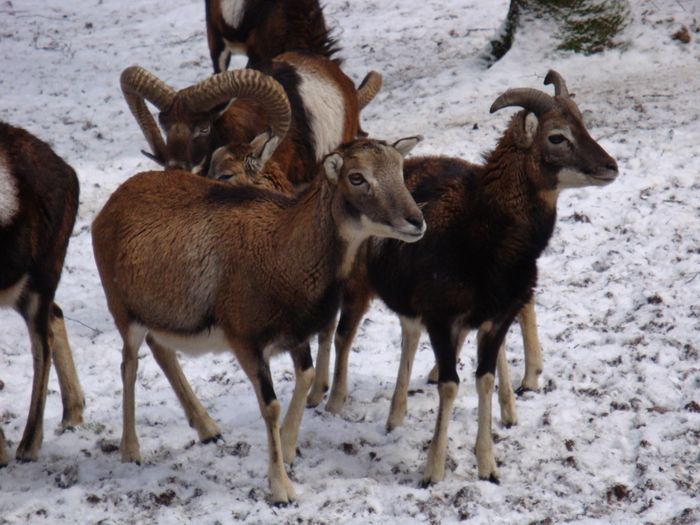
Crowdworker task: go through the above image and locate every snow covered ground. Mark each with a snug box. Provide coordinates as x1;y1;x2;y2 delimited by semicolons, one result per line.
1;0;699;523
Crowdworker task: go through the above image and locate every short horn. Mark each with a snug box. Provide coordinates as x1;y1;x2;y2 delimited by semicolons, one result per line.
544;70;570;98
182;69;291;141
120;66;176;165
489;88;556;116
357;71;382;109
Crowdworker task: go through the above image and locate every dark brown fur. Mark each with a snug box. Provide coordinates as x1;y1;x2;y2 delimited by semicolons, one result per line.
0;122;83;464
205;0;340;72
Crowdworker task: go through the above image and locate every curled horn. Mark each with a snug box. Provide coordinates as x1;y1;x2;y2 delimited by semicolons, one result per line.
120;66;176;165
181;69;291;142
489;88;556;116
544;70;570;98
357;71;382;109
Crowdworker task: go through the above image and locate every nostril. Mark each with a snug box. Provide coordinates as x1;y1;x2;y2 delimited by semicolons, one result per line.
607;162;619;172
406;214;424;229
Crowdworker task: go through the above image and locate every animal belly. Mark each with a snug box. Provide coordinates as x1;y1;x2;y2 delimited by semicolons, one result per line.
0;274;27;307
149;327;231;356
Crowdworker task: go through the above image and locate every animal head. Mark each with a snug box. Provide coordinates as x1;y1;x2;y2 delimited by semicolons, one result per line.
490;70;618;190
207;130;280;183
120;66;290;172
323;136;426;243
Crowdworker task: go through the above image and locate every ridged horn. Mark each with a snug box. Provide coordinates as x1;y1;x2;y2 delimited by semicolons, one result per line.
357;71;382;109
489;88;556;116
120;66;176;165
181;69;291;141
544;70;570;98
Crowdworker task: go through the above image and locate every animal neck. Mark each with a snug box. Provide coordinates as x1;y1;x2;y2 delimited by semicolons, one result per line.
278;175;362;283
482;128;559;218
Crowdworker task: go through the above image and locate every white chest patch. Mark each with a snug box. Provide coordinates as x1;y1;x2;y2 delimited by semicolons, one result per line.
149;327;231;357
0;151;19;227
297;71;346;161
220;0;246;29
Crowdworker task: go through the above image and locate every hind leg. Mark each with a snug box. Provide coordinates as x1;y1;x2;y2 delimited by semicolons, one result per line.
119;325;146;463
147;335;221;443
50;304;85;429
517;298;543;393
0;427;9;467
307;320;334;407
16;294;52;462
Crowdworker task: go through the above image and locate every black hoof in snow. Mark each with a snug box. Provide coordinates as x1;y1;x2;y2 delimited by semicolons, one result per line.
515;386;533;396
418;479;434;489
479;474;500;485
202;434;223;445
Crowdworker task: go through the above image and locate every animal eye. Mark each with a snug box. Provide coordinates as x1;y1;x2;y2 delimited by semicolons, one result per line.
197;125;211;136
548;134;567;145
216;173;232;181
348;172;366;186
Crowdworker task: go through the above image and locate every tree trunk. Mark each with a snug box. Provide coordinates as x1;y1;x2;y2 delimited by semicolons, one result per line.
487;0;631;65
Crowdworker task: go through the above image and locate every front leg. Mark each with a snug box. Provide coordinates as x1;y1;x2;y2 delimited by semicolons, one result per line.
324;280;371;414
474;310;519;483
421;319;461;486
281;343;315;464
236;345;295;505
386;316;422;431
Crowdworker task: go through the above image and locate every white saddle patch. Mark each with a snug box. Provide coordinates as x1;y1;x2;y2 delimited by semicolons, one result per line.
220;0;246;29
297;70;345;161
0;151;19;227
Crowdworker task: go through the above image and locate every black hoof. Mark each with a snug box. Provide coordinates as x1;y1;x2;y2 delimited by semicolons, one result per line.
515;386;533;396
202;434;223;445
479;474;500;485
418;479;434;489
427;378;438;385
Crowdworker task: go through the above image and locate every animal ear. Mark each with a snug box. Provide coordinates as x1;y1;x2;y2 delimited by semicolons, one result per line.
393;135;423;157
323;153;343;184
248;131;279;173
514;112;539;149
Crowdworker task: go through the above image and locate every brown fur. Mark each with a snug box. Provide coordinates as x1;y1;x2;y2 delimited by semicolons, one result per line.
91;137;424;503
153;52;359;185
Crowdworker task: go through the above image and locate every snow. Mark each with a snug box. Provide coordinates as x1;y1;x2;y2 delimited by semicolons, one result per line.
1;0;699;523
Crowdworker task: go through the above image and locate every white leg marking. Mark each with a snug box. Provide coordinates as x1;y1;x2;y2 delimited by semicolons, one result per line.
422;381;459;485
496;342;517;426
519;298;543;391
50;310;85;428
120;324;146;463
307;324;334;407
475;373;499;481
147;336;221;442
281;365;315;464
386;316;422;431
